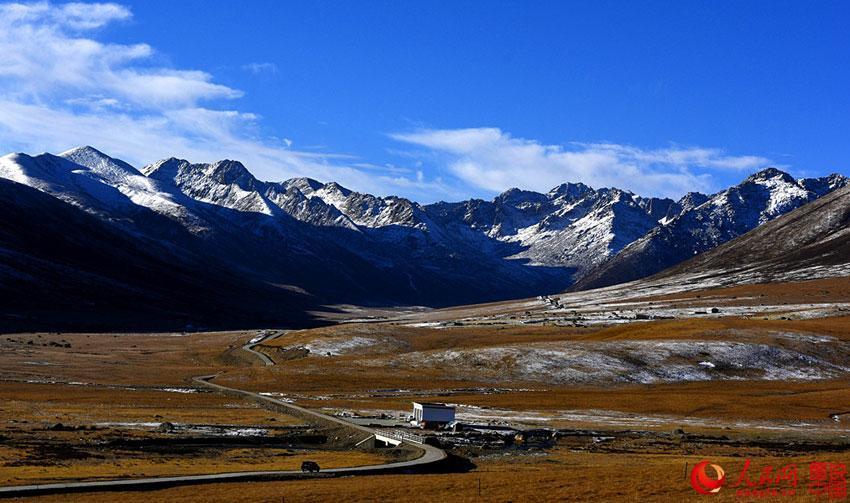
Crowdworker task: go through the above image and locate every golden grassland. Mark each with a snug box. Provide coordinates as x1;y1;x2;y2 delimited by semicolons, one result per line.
579;316;850;342
0;446;392;486
389;276;850;324
4;315;850;430
223;315;850;426
286;377;850;425
266;323;589;351
3;278;850;499
0;382;303;426
26;449;850;502
0;330;261;387
0;381;344;486
640;276;850;306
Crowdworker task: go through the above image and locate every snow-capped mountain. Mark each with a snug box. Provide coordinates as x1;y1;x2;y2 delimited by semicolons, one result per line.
137;151;684;280
574;168;849;290
282;177;430;229
0;147;210;235
424;185;680;278
0;146;846;327
628;183;850;292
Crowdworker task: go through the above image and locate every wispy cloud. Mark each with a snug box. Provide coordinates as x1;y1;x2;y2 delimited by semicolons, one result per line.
0;2;777;204
0;2;239;108
242;62;278;75
0;1;439;199
2;1;130;29
391;128;773;198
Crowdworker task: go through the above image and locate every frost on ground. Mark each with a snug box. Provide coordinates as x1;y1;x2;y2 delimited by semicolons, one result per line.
404;322;448;328
398;340;848;385
453;407;849;434
93;422;269;436
259;392;296;403
301;336;380;356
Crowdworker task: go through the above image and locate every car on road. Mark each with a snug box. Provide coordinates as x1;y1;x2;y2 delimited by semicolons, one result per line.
301;461;320;473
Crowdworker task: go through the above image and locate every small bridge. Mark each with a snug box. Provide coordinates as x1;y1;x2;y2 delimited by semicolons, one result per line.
374;429;425;446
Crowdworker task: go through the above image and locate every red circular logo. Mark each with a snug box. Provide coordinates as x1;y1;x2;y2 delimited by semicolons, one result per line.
690;460;726;495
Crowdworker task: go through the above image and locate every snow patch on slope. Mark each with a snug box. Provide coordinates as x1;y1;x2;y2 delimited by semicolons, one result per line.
302;336;379;356
401;340;846;384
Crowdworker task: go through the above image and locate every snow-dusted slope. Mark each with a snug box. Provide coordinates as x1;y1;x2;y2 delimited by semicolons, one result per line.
278;178;435;230
504;189;675;274
0;146;208;233
656;183;850;286
424;185;679;279
574;168;850;290
143;158;278;216
143;160;431;232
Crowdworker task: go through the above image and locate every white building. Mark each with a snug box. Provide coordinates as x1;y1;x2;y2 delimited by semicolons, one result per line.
411;402;455;428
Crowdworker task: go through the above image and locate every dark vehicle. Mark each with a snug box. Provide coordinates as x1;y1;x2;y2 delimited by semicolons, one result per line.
301;461;320;473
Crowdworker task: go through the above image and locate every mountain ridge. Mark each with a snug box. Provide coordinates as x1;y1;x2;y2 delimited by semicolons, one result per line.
0;145;847;326
573;167;849;290
653;183;850;286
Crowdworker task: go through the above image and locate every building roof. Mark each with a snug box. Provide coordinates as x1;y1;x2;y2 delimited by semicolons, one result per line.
413;402;455;409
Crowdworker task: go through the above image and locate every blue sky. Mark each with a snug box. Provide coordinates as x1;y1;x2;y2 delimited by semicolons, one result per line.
0;1;848;202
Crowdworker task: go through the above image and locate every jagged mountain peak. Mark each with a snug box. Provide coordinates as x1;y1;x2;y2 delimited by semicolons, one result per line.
497;187;549;207
798;173;850;196
548;182;592;200
573;168;849;291
145;157;261;196
655;184;850;287
283;177;325;194
677;191;709;210
592;187;637;207
59;145;108;158
140;157;277;215
0;149;212;237
59;145;142;177
745;167;796;184
141;157;190;179
636;196;678;223
204;160;257;190
144;157;256;186
823;173;849;186
322;181;352;197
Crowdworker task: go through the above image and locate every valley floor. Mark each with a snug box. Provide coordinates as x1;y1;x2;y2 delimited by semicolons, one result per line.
3;277;850;500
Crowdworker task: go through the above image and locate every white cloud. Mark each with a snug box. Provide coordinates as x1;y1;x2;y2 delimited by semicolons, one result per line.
242;62;278;75
0;2;239;108
391;128;773;198
582;143;772;171
0;99;411;196
1;1;130;29
0;2;778;204
0;1;440;199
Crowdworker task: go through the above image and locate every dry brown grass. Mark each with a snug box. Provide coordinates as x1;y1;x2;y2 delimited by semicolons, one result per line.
267;323;591;352
0;330;259;387
577;315;850;342
26;448;850;502
0;446;392;485
641;276;850;306
0;381;303;427
227;316;850;426
4;300;850;500
392;277;850;326
4;317;841;431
